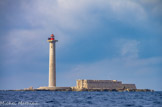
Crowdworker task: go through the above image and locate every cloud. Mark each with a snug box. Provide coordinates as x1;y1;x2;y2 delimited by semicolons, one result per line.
4;0;148;31
117;39;140;58
0;0;158;52
1;0;149;54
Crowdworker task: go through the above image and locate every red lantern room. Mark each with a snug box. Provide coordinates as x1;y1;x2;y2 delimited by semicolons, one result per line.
51;34;54;38
48;34;55;40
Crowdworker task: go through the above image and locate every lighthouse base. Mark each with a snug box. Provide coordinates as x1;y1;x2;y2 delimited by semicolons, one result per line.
37;86;71;90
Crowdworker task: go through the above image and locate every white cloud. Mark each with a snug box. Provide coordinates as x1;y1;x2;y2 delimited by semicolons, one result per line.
3;0;150;56
4;0;148;50
117;39;140;58
18;0;148;31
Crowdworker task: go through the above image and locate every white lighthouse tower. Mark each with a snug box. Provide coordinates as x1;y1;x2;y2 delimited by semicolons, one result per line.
37;34;71;90
48;34;58;87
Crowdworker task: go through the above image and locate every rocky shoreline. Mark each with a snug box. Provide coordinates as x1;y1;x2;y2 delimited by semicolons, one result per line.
5;88;154;92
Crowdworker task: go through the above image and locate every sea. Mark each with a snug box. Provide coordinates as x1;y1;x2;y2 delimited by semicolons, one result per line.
0;91;162;107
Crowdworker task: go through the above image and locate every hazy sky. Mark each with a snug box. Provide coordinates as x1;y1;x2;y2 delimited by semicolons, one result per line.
0;0;162;90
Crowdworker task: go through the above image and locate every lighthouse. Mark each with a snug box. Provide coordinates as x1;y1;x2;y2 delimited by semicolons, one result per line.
48;34;58;87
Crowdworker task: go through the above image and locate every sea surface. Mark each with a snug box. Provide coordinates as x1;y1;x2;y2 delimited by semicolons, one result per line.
0;91;162;107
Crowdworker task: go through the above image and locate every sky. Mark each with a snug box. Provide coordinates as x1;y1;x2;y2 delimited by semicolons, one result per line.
0;0;162;91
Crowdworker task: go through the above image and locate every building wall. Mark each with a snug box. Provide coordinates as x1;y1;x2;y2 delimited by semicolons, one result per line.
123;84;136;89
76;80;88;89
76;80;136;90
76;80;124;89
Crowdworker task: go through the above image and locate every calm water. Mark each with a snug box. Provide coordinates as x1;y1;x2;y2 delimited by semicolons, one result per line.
0;91;162;107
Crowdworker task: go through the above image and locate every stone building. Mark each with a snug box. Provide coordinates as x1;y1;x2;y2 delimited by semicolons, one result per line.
76;79;136;90
122;84;136;89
